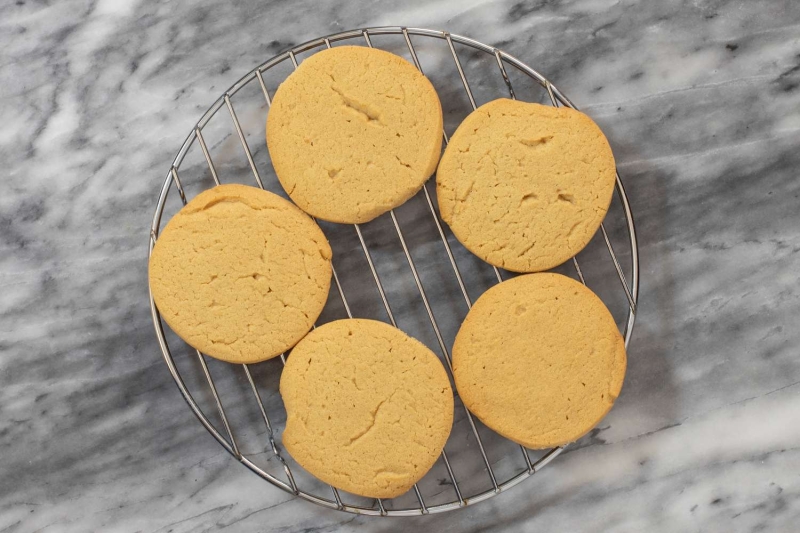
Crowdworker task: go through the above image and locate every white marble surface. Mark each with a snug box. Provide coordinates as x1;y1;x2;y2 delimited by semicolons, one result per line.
2;0;800;531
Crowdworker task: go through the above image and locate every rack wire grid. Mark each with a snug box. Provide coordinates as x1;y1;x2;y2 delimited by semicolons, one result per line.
148;27;639;516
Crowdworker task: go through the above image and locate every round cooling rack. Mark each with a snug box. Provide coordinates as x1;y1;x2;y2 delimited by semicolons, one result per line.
148;27;640;516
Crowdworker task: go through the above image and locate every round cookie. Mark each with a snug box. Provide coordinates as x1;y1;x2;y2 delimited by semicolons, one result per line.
452;273;626;449
280;319;453;498
267;46;443;224
149;184;332;364
437;98;617;272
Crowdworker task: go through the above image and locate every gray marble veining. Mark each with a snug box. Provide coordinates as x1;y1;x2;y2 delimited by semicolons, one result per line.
2;0;799;531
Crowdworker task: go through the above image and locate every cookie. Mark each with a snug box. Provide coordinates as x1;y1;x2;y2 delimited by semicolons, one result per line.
452;273;626;449
267;46;443;224
437;98;617;272
149;184;332;364
280;319;453;498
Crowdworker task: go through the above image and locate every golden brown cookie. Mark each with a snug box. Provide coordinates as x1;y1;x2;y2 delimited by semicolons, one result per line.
267;46;443;224
437;98;617;272
452;273;626;449
280;319;453;498
149;184;332;364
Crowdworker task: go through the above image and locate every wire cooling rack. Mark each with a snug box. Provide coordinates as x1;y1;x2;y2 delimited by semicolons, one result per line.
148;27;639;516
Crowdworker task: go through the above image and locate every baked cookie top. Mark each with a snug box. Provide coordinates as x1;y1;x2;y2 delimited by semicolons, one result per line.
267;46;443;224
437;99;616;272
452;273;626;449
280;319;453;498
149;184;332;363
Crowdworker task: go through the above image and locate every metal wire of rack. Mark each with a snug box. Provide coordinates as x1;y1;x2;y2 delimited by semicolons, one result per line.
148;27;640;516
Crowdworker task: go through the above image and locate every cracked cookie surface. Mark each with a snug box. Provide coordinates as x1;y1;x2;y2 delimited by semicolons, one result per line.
452;273;626;449
280;319;453;498
148;184;332;364
267;46;443;224
437;98;617;272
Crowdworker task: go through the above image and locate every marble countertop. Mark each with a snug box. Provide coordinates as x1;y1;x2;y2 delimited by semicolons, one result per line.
2;0;800;531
